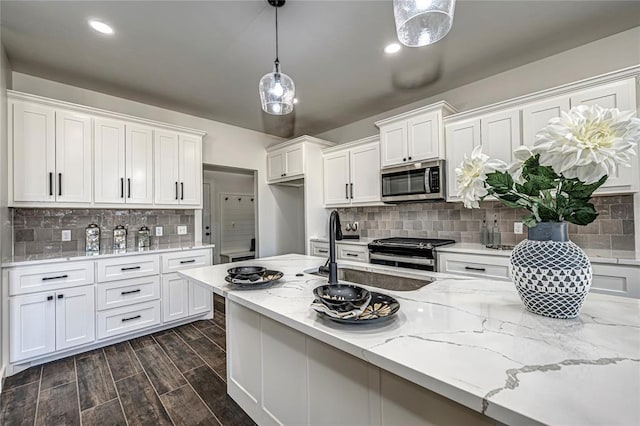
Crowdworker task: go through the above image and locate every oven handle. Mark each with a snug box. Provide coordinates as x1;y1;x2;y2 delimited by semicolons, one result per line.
424;167;431;194
369;252;434;266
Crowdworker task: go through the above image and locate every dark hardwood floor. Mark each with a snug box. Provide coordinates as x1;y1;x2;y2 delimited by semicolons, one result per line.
0;295;254;426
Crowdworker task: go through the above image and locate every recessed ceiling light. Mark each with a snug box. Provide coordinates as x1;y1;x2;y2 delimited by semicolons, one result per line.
384;43;401;54
88;20;114;35
293;98;299;104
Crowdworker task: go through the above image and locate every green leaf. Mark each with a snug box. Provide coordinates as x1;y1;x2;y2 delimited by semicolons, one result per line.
485;172;513;193
523;215;538;228
563;175;607;200
565;203;599;226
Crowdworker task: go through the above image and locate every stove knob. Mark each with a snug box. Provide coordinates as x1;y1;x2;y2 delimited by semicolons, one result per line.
426;243;433;249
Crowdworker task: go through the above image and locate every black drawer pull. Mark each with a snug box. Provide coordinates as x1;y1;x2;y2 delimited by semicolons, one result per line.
180;259;196;264
57;294;64;299
465;266;486;272
345;253;359;257
49;172;53;196
42;275;68;281
318;249;328;254
121;266;141;271
121;315;141;322
121;289;141;295
47;295;54;301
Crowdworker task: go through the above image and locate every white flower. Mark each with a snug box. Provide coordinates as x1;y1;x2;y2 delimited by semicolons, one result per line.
508;145;534;184
533;105;640;184
456;145;507;208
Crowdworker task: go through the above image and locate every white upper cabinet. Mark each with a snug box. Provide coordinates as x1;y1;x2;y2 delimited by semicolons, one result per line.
154;131;202;206
570;79;636;111
125;125;154;204
11;101;56;202
178;134;202;205
55;110;93;203
323;137;381;207
267;151;285;181
94;119;127;203
267;142;306;182
445;119;481;201
479;108;521;164
376;103;456;168
285;144;304;177
521;95;570;147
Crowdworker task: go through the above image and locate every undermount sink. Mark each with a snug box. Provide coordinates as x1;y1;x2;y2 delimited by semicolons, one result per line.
307;267;432;291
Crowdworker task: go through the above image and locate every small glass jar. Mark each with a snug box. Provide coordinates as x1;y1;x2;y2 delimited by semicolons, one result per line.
136;226;151;250
113;225;127;251
85;223;100;253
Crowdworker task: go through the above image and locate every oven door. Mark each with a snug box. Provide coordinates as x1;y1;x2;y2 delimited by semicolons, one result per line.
380;160;444;203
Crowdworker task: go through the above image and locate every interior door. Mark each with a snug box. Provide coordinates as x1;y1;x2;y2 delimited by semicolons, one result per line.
126;125;154;204
55;109;93;203
94;118;126;203
154;130;180;205
350;142;381;203
323;150;350;206
55;286;96;351
178;134;202;205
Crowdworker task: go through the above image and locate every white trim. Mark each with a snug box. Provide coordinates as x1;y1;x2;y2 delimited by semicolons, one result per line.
7;90;207;136
322;135;379;154
0;365;5;393
445;65;640;123
266;135;334;152
374;101;457;128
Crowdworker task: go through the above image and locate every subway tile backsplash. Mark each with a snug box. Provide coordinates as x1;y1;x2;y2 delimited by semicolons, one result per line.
337;195;635;251
12;208;195;256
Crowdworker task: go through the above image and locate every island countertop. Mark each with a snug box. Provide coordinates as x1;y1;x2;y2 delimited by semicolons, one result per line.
179;254;640;426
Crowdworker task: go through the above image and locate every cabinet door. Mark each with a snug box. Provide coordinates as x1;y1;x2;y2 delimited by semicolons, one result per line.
162;274;190;322
189;281;212;316
126;125;154;204
55;110;93;203
380;121;407;168
9;292;56;362
521;96;570;147
55;286;96;351
284;145;304;177
12;101;56;202
570;79;636;111
407;111;440;161
480;108;521;164
323;150;350;206
94;118;126;203
154;131;180;204
445;119;481;201
267;150;285;181
178;134;202;205
350;142;381;204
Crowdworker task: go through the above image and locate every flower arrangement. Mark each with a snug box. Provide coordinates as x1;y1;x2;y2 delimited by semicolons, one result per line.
456;105;640;228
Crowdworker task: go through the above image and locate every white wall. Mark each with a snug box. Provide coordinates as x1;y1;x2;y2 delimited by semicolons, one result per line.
203;170;255;264
317;27;640;143
10;72;290;258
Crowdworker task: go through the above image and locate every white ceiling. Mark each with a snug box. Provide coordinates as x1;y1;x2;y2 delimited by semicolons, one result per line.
1;1;639;138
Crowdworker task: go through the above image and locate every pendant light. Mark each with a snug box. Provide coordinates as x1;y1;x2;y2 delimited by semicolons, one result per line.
259;0;295;115
393;0;456;47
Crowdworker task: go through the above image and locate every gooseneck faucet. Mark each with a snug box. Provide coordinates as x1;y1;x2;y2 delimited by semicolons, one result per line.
328;210;342;284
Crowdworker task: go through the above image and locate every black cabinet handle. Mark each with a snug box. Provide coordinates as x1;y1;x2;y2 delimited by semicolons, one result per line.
57;294;64;299
408;156;412;160
175;182;179;200
318;249;328;254
403;158;407;162
180;259;196;264
121;289;141;295
346;253;359;257
121;266;141;271
345;183;349;199
465;266;486;272
120;178;124;198
42;274;68;281
181;182;184;200
47;295;54;301
58;173;62;196
49;173;53;196
121;315;141;322
127;178;131;198
350;183;354;199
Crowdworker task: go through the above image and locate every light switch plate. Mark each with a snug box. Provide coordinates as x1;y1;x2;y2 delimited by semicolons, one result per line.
61;230;71;241
514;222;524;234
177;225;187;235
155;226;163;237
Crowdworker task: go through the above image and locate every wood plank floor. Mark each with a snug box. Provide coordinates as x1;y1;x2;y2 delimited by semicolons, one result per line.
0;296;254;426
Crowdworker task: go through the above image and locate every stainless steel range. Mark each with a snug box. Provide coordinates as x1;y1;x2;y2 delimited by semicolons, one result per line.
368;237;455;271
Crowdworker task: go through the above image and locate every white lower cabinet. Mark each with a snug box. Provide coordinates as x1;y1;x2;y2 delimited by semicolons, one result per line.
309;241;330;257
162;273;190;323
591;264;640;298
227;301;493;426
10;285;95;362
437;252;511;281
189;281;212;316
337;243;370;263
97;300;162;340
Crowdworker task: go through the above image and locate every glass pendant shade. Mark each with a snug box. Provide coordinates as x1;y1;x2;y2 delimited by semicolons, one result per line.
259;62;295;115
393;0;456;47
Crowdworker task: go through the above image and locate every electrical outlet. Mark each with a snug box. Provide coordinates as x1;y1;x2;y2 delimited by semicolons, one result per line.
155;226;163;237
514;222;524;234
177;225;187;235
61;230;71;241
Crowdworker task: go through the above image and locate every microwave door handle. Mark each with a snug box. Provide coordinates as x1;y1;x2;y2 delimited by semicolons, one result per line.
424;168;431;193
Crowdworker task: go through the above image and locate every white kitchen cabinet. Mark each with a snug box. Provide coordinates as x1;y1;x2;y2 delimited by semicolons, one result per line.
55;109;93;203
94;118;127;203
10;285;95;362
8;260;95;296
323;137;381;207
125;125;154;204
437;252;511;281
97;276;161;311
309;241;330;257
445;119;481;201
189;281;212;316
267;143;305;182
376;103;455;168
590;264;640;299
480;108;521;165
337;243;369;263
11;101;56;202
521;96;570;147
154;131;202;206
162;273;190;323
97;300;162;340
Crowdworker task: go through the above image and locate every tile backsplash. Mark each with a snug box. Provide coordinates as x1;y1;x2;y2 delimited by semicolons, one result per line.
12;208;195;256
337;195;635;251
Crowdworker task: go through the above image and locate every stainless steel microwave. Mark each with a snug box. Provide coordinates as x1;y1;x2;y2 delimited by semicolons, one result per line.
381;160;445;203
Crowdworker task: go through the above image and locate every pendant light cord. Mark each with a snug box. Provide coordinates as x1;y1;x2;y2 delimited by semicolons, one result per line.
274;6;280;67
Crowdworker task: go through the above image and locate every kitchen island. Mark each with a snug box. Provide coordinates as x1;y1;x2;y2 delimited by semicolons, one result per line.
179;254;640;426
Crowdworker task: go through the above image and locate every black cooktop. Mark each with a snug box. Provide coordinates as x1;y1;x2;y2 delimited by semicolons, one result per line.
369;237;456;248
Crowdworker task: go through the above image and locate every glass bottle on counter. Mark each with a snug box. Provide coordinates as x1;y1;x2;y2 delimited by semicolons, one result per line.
85;223;100;253
481;217;490;246
492;216;501;246
113;225;127;252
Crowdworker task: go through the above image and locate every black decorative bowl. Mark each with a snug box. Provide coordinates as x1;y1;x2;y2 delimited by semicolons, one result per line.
313;284;371;313
227;266;267;281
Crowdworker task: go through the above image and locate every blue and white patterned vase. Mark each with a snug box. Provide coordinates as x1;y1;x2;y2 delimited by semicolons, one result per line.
509;222;592;319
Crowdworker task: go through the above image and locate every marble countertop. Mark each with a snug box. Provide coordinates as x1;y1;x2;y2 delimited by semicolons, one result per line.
437;243;639;266
1;243;216;268
310;236;376;246
180;254;640;426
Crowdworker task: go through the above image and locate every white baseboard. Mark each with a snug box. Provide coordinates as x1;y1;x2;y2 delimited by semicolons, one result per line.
0;364;5;394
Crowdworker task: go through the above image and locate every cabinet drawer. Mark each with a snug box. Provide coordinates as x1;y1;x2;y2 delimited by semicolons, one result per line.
97;255;160;282
97;300;161;340
162;249;212;273
337;244;369;263
438;253;510;280
591;264;640;298
310;242;330;257
9;261;94;296
97;276;161;311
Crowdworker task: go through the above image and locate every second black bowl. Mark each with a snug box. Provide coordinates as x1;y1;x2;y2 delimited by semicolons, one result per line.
313;284;371;313
227;266;267;280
